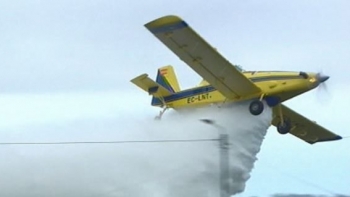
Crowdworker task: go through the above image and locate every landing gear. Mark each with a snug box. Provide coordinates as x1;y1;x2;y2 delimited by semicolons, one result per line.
249;100;264;115
276;104;291;134
154;96;168;120
154;107;168;120
277;120;291;134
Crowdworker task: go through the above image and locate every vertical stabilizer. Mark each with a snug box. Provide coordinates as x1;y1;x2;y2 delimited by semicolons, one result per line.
156;65;181;93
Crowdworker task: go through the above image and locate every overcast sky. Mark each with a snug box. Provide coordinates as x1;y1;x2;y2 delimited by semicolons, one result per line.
1;0;349;196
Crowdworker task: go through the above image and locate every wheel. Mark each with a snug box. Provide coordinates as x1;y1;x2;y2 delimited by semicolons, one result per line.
249;100;264;115
277;120;291;134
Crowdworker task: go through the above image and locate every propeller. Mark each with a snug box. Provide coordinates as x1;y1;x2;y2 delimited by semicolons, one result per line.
316;72;329;92
314;71;331;102
316;72;329;90
315;72;329;82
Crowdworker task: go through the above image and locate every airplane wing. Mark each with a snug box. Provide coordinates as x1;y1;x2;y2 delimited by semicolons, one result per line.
271;104;342;144
144;15;261;99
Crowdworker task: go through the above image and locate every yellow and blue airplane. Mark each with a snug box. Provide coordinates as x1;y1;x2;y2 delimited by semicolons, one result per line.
131;15;342;144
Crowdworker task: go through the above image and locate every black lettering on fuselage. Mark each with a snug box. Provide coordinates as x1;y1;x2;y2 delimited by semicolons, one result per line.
186;93;210;103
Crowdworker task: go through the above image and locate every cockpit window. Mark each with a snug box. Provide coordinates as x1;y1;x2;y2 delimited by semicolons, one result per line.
299;72;309;79
234;65;243;72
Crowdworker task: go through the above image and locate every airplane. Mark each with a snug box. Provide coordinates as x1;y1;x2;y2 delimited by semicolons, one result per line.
130;15;342;145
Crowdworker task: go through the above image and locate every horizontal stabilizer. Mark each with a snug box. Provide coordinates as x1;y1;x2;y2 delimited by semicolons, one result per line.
131;74;173;97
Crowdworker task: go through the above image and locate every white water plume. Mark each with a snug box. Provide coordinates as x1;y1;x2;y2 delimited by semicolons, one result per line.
0;97;272;197
169;101;273;196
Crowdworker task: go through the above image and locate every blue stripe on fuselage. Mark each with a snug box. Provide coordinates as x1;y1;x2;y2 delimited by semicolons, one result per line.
152;85;215;106
151;75;304;106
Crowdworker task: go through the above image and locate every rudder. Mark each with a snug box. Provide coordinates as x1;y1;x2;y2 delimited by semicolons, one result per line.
156;65;181;93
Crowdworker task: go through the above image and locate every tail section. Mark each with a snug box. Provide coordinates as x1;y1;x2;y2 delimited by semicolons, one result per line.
130;74;173;98
156;65;181;93
130;65;181;107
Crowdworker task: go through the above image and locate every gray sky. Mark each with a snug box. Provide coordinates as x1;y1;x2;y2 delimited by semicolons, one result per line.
1;0;349;196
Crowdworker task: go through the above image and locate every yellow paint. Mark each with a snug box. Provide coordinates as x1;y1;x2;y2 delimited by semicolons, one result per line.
130;15;342;144
145;71;318;109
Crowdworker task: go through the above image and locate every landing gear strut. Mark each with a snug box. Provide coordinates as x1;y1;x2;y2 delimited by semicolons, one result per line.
154;107;168;120
249;100;264;115
276;104;291;134
153;95;169;120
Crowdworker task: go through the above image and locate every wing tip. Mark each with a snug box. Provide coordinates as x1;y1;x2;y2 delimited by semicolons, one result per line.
335;135;343;140
144;15;188;34
308;135;343;144
130;73;148;83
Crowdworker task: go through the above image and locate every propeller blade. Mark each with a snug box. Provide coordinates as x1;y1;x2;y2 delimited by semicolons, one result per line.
319;75;330;83
314;71;331;103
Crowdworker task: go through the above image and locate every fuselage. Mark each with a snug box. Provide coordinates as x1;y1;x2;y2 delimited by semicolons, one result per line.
152;71;321;108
